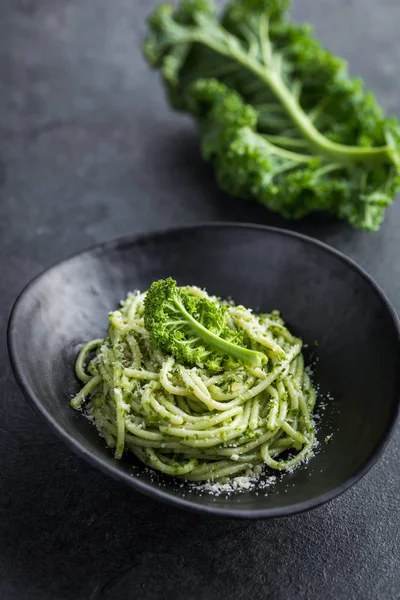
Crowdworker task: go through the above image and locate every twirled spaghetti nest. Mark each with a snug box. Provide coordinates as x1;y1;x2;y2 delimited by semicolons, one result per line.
72;288;316;481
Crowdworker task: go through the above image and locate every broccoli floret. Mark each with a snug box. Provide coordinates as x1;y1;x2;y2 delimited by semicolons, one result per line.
144;278;267;371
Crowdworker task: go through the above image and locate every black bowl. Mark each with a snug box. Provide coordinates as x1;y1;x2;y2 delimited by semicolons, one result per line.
8;224;400;518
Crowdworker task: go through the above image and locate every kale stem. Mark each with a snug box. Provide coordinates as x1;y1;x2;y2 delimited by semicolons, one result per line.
258;14;271;66
261;133;310;150
260;70;398;164
261;137;313;163
192;31;399;166
312;163;345;178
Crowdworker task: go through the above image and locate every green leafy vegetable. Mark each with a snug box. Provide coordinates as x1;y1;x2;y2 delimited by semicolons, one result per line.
144;277;267;370
144;0;400;230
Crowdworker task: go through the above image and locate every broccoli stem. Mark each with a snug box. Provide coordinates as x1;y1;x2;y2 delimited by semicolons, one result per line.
172;297;267;368
191;31;400;167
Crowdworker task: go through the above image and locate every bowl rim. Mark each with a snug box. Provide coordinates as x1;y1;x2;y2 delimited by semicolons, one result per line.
7;222;400;519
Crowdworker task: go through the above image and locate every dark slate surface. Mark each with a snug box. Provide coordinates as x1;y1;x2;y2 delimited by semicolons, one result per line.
1;0;399;598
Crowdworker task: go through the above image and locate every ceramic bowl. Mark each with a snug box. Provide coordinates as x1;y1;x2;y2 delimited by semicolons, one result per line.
8;224;400;518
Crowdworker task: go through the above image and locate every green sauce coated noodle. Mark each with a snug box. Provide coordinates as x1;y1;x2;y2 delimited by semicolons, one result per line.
71;287;317;482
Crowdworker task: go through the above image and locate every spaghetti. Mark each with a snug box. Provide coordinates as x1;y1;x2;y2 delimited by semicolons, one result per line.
71;287;317;481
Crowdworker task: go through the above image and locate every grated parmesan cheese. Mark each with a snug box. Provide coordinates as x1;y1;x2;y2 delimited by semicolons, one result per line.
189;468;278;496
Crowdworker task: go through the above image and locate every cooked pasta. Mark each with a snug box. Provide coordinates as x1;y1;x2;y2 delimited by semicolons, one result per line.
71;285;317;482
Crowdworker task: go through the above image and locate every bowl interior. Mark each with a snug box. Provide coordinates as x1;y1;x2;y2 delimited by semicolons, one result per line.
8;225;400;517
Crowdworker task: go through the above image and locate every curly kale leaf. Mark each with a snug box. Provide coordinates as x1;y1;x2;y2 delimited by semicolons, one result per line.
188;79;399;229
144;278;267;371
144;0;400;230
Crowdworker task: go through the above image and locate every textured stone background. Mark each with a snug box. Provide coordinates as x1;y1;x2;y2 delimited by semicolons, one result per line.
1;1;399;598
